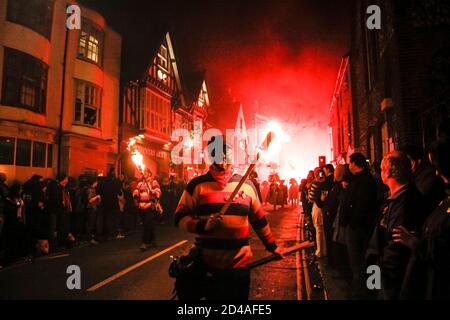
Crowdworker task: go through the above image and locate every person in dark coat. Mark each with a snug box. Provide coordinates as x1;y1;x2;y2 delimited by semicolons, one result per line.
303;171;315;221
393;139;450;300
299;179;308;209
86;176;101;244
328;164;353;279
260;180;269;205
73;176;88;239
2;182;31;264
46;174;73;246
123;179;138;233
366;151;427;299
320;164;335;265
326;165;347;271
342;153;378;299
22;175;46;252
160;176;176;224
267;181;280;211
97;168;121;240
401;144;446;216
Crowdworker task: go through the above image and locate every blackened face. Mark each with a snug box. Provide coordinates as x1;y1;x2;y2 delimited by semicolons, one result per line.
213;162;232;172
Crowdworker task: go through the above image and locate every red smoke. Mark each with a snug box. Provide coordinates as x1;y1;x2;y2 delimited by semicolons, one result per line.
201;35;343;178
174;0;351;179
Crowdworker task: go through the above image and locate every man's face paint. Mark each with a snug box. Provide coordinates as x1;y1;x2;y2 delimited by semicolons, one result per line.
214;151;232;171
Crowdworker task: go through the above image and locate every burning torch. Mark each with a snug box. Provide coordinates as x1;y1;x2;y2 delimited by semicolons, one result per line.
218;131;274;216
127;137;153;192
216;130;315;260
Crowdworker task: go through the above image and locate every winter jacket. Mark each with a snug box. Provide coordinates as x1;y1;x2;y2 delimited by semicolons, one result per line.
400;191;450;300
366;184;426;299
341;169;378;231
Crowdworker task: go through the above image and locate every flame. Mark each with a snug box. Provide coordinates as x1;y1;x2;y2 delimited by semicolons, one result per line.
127;137;145;173
127;138;136;150
260;120;289;162
131;150;145;172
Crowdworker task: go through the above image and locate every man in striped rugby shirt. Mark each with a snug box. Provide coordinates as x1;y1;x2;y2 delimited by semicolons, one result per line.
175;135;283;300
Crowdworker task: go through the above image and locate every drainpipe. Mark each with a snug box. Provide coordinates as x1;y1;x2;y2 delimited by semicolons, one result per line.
118;81;124;176
57;26;69;177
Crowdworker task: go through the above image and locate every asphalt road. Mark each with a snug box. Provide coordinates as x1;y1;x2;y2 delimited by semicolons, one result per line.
0;205;312;300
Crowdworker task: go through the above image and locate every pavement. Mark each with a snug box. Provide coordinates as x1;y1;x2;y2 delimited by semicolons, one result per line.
0;205;351;300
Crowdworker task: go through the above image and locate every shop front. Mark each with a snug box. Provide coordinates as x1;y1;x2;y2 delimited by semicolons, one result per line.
0;120;56;182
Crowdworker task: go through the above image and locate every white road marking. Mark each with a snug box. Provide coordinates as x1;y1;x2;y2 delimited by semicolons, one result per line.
86;240;188;292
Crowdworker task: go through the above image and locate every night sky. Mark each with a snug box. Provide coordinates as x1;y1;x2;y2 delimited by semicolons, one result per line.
81;0;352;176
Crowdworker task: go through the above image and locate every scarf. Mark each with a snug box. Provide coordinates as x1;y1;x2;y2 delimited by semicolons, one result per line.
209;165;233;189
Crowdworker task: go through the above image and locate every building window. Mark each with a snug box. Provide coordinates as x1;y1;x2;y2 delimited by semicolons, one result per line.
154;44;170;84
16;139;31;166
157;45;169;71
0;137;15;164
21;76;36;107
2;48;48;113
78;19;104;65
0;137;53;167
47;144;53;168
148;41;177;93
6;0;54;39
74;80;102;127
146;92;170;136
32;142;46;168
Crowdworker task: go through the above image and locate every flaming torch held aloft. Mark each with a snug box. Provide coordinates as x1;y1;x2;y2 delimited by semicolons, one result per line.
127;137;152;191
131;150;145;173
127;137;145;173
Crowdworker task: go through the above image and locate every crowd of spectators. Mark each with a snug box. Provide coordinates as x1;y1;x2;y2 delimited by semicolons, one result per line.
0;168;185;267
